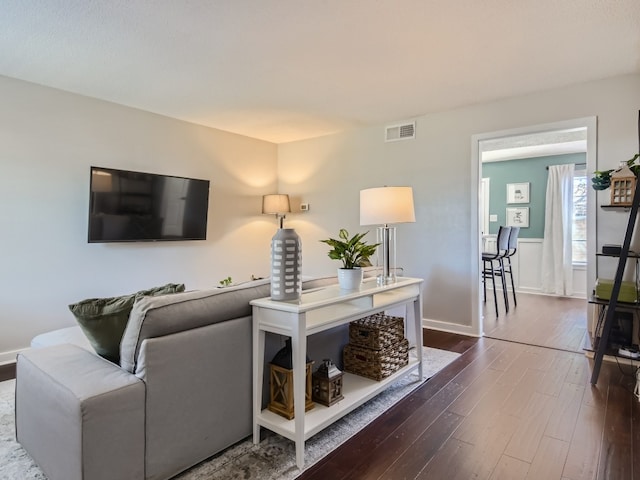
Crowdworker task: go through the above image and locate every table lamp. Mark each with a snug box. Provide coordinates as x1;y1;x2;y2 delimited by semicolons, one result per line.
262;194;291;228
360;186;415;285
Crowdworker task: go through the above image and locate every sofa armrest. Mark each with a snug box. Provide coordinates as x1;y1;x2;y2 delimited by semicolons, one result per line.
30;325;92;351
16;344;145;480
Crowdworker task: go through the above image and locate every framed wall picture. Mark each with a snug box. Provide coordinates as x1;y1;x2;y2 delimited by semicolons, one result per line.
506;182;530;204
506;207;529;228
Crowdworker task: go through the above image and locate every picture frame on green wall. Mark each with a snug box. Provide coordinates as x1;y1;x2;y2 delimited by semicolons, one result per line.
506;182;530;204
506;207;529;228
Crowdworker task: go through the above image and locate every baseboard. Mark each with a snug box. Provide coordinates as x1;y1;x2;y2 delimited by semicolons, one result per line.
492;286;587;300
422;318;481;337
0;348;24;366
516;288;587;300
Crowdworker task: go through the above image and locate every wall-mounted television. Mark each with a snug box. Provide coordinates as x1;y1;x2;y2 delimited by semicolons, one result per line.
88;166;210;243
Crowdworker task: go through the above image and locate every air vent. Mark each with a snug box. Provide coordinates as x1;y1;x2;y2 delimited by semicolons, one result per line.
385;122;415;142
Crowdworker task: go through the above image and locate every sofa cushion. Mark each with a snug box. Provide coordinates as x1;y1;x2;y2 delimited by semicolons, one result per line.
119;277;340;373
69;283;185;363
120;279;271;373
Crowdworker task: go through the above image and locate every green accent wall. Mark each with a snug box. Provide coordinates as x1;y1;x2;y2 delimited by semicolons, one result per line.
482;153;586;238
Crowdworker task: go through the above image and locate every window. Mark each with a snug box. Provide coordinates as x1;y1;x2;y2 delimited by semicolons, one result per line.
572;173;587;264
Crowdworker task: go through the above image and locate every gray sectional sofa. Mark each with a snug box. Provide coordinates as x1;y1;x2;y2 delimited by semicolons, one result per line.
15;277;344;480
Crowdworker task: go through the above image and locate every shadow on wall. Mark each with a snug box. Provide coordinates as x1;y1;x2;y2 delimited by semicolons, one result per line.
422;266;473;327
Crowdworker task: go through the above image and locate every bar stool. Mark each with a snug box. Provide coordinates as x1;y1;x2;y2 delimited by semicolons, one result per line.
502;226;520;307
482;226;511;316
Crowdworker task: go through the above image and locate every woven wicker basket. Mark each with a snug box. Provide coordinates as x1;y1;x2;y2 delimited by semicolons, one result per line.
343;338;409;381
348;314;404;350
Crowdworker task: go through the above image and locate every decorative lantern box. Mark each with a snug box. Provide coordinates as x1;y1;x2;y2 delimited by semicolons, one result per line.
312;359;344;407
610;164;636;206
268;363;314;420
267;338;314;420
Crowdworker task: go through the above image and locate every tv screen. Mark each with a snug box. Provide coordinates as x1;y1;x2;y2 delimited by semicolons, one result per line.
88;166;210;243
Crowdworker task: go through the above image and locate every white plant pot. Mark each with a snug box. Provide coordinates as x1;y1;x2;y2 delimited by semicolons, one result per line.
337;268;363;290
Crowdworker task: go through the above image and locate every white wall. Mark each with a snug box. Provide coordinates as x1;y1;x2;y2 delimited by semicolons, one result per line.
278;73;640;335
3;73;638;360
0;76;278;363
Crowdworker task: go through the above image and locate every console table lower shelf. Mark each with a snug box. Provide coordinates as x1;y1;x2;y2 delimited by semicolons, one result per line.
251;276;424;469
255;351;421;446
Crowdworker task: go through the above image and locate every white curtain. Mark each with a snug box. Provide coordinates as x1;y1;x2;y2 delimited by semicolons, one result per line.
541;164;575;295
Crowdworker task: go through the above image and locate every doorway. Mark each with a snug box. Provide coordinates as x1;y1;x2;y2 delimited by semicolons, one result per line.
470;117;597;340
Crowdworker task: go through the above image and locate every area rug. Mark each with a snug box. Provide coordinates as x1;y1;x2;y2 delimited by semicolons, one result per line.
0;347;460;480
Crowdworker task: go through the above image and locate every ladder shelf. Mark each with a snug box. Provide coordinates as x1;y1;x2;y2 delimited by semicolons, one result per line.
590;178;640;384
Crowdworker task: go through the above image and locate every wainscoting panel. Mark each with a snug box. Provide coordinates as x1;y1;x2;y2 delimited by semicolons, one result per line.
483;237;586;299
517;239;543;293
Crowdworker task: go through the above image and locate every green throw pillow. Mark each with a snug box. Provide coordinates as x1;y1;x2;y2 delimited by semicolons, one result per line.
69;283;185;363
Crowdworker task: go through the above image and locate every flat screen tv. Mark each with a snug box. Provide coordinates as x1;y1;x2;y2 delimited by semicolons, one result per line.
88;166;210;243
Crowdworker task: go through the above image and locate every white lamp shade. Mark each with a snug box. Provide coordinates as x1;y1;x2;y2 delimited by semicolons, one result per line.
262;194;291;215
360;186;416;225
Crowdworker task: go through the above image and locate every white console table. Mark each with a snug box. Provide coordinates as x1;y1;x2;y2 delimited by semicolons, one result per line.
251;276;424;469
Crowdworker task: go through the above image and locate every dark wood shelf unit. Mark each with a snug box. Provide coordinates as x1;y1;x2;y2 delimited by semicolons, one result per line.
588;294;640;309
590;110;640;384
596;251;640;258
590;176;640;385
600;204;633;211
584;345;640;362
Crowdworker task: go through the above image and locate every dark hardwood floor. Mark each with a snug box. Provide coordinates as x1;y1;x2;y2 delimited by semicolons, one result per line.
0;363;15;383
298;296;640;480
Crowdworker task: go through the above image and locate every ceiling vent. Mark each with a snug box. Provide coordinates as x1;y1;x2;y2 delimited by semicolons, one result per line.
385;122;415;142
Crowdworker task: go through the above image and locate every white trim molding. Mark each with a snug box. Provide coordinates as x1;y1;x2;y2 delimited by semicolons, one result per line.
422;318;482;337
471;116;597;336
0;348;25;365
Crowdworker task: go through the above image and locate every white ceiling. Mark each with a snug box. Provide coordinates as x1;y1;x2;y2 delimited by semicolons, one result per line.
2;0;639;144
481;128;587;162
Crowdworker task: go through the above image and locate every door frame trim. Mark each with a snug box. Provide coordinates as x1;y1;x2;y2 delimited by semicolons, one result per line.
470;116;597;336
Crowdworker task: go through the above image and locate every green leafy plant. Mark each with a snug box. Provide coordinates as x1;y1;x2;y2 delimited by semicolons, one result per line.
320;229;380;269
219;276;233;287
591;153;640;190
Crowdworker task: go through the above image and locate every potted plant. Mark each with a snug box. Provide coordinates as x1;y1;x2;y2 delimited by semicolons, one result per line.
320;229;379;289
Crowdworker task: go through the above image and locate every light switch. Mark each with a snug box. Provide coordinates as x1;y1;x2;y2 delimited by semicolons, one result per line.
489;214;498;222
